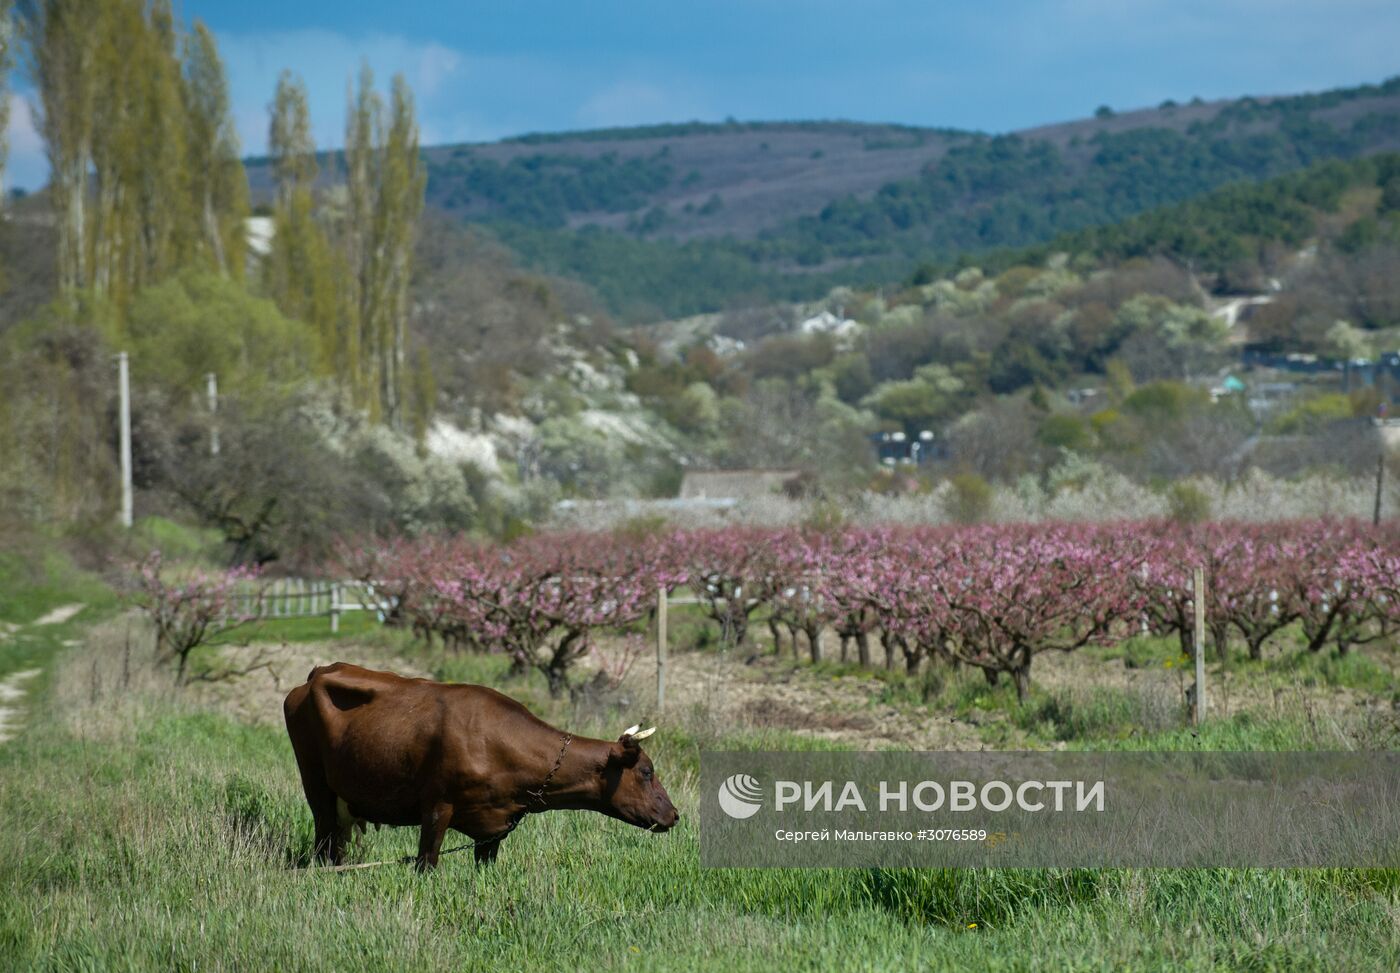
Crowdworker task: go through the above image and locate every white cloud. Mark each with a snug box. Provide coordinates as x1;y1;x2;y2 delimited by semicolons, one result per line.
217;29;479;153
415;43;464;98
217;29;725;152
4;96;45;192
575;81;711;129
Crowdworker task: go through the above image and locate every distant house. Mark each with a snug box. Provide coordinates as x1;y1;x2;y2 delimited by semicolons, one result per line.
797;310;861;340
1376;417;1400;454
870;430;941;466
678;469;803;500
244;216;275;257
705;334;746;357
1209;375;1246;402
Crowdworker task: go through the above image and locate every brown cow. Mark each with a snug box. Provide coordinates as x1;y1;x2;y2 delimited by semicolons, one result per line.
283;662;679;869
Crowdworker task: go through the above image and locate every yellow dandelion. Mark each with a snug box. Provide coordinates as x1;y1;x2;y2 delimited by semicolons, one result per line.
967;922;978;929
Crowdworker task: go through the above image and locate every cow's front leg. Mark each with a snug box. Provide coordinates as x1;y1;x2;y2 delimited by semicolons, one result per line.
473;837;502;866
416;802;453;872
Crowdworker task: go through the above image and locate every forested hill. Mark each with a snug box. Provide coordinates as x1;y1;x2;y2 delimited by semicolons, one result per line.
245;76;1400;319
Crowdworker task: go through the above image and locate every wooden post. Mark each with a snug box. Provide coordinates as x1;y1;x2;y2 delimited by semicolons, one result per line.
117;352;133;529
1193;565;1206;727
206;371;220;457
656;587;668;713
1375;452;1385;527
330;583;341;634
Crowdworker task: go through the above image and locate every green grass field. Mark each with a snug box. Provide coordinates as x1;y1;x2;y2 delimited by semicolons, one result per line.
2;549;1398;972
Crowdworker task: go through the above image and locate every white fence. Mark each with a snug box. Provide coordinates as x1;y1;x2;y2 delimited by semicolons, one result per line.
223;579;396;633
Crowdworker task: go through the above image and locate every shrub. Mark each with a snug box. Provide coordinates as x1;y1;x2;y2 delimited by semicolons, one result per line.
941;473;992;524
1166;482;1212;523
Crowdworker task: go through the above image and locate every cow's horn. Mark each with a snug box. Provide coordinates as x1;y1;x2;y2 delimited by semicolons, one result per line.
632;726;657;740
622;723;641;737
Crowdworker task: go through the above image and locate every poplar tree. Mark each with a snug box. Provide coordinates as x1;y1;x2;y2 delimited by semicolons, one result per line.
266;70;348;384
268;69;316;208
343;65;425;429
28;0;208;305
343;64;382;415
181;21;248;278
127;0;191;288
23;0;103;293
0;1;14;206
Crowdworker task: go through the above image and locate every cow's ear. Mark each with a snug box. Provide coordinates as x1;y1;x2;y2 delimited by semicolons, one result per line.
611;738;642;767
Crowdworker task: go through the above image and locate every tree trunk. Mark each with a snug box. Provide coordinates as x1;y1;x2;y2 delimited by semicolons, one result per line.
1303;610;1338;654
807;625;822;664
1010;646;1033;703
543;666;568;698
856;631;871;667
1247;634;1265;661
1210;622;1231;665
904;642;923;675
204;193;227;275
768;618;783;655
1011;666;1031;703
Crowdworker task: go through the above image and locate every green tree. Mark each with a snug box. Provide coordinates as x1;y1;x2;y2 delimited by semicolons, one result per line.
861;363;965;433
1037;413;1094;452
87;0;191;302
27;1;226;306
0;1;14;207
123;270;315;397
24;0;104;293
265;71;348;385
343;65;427;430
181;21;248;278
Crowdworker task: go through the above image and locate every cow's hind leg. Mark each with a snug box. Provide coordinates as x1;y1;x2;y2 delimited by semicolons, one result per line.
416;802;453;872
287;747;344;865
305;780;346;865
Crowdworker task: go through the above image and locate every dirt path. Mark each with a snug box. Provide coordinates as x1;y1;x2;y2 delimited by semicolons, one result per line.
33;603;85;626
0;669;42;743
617;646;987;750
0;602;89;745
191;641;431;726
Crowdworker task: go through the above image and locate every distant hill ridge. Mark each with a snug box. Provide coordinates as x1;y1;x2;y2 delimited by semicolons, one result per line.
243;75;1400;318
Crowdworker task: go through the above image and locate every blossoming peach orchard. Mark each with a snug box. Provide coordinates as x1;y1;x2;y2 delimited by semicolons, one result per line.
139;521;1400;702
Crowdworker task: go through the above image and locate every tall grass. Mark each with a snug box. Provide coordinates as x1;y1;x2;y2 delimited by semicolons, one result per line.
3;627;1397;972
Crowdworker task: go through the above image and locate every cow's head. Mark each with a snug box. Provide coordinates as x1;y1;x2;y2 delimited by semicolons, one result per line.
601;725;679;832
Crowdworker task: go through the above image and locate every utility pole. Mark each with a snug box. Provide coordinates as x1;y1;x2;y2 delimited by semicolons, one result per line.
206;372;220;456
1376;451;1385;527
656;587;668;713
118;352;133;528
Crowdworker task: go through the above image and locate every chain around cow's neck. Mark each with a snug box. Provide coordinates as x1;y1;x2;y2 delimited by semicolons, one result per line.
525;732;574;809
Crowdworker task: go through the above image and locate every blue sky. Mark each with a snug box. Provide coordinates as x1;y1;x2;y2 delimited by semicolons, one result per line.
7;1;1400;189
